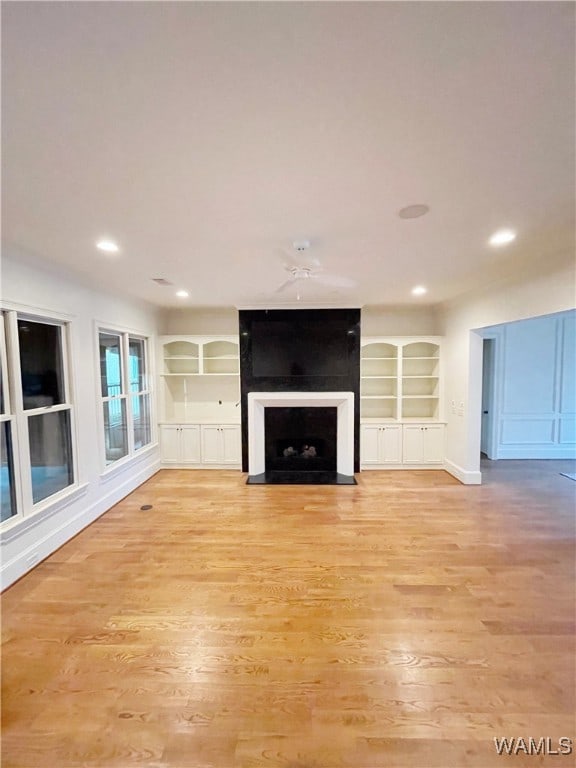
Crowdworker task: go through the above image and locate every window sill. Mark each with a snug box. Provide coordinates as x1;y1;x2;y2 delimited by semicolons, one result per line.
0;482;89;542
99;442;159;485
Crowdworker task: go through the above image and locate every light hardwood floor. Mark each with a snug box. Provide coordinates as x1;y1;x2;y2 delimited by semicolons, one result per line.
2;462;575;767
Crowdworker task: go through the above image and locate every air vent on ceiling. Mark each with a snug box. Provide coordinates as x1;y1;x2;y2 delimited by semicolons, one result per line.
151;278;174;286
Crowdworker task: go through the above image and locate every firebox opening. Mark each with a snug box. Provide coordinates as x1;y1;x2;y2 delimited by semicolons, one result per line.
265;407;337;473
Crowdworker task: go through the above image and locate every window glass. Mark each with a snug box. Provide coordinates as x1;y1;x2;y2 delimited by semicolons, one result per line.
129;338;146;392
103;400;128;464
18;320;64;409
99;333;123;398
27;410;73;504
132;394;151;450
1;422;16;521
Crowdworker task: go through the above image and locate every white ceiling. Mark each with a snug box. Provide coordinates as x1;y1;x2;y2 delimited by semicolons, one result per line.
2;2;574;309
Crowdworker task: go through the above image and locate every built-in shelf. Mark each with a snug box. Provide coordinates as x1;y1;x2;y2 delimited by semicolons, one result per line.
361;338;442;421
158;336;240;425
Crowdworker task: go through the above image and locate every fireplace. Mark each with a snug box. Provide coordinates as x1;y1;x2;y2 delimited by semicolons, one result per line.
239;308;361;480
246;392;356;484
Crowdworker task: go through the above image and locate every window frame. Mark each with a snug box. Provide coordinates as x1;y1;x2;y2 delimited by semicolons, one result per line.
1;307;79;529
0;312;22;523
96;324;154;472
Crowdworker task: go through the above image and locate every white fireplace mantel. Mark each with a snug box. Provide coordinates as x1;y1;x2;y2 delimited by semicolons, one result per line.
247;391;355;477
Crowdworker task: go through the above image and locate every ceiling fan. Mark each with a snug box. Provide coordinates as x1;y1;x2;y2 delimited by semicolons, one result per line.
275;240;356;298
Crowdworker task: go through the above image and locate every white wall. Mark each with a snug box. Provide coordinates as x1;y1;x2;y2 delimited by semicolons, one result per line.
1;248;163;588
356;305;439;336
161;307;238;335
161;304;439;337
439;254;576;483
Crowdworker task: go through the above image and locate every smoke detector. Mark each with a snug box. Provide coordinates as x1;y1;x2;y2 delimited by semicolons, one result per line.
292;239;311;252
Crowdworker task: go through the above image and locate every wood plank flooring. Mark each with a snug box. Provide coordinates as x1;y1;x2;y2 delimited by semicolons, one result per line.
2;462;575;767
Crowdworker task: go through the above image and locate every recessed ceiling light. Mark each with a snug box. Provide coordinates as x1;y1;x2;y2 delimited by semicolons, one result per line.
411;285;427;296
176;290;189;298
489;228;516;246
399;204;430;219
96;239;120;253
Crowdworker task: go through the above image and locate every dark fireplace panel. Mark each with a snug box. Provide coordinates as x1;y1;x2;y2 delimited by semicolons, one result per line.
265;407;337;473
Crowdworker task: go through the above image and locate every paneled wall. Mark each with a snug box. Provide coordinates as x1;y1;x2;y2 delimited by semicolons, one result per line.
493;311;575;459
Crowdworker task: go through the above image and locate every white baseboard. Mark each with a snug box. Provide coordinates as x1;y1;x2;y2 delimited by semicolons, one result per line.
1;459;161;591
496;447;576;460
160;463;242;470
444;459;482;485
360;464;444;470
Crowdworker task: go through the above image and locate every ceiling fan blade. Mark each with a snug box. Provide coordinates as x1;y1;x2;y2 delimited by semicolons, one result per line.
312;273;356;288
275;278;297;294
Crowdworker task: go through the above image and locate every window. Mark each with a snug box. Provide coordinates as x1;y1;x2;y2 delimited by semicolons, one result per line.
1;310;76;526
18;319;74;504
98;330;152;466
129;338;151;450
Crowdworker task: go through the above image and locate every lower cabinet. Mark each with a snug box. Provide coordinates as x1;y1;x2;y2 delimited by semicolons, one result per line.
360;424;402;465
160;423;241;466
402;424;444;464
160;425;201;464
200;424;242;465
360;423;444;468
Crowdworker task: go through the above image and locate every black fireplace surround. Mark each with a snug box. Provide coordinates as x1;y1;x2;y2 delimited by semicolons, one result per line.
239;308;361;482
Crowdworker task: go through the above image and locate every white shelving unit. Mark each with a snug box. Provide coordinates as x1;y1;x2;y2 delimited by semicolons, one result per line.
401;341;441;421
360;342;398;420
360;337;444;468
158;335;241;467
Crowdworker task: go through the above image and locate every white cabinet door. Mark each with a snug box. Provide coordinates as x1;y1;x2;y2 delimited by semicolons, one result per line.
422;425;444;463
160;425;182;463
181;425;201;463
160;425;200;464
402;425;444;464
361;424;402;465
201;425;241;464
361;425;381;464
402;425;425;464
201;425;222;464
380;425;402;463
221;425;241;464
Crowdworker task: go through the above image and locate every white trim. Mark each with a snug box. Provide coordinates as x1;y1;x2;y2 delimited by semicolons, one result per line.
236;303;363;310
444;459;482;485
0;299;75;322
247;391;355;476
496;447;576;460
99;442;159;484
0;483;89;541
